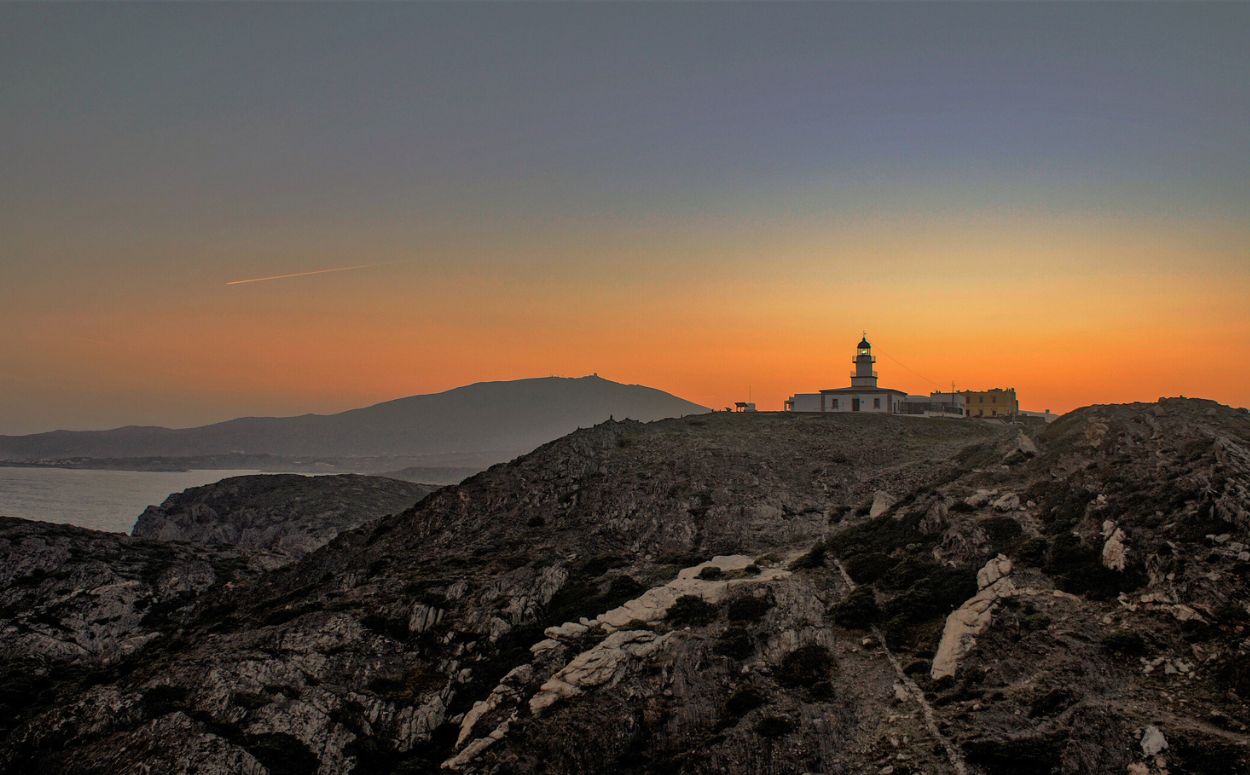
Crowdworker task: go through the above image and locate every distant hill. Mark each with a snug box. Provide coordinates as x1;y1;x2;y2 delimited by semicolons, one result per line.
0;376;709;469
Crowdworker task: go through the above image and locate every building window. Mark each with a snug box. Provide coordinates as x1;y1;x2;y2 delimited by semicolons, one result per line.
873;398;880;409
832;398;839;409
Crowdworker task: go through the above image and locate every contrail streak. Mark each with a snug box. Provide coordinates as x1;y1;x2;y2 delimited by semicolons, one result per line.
225;262;395;286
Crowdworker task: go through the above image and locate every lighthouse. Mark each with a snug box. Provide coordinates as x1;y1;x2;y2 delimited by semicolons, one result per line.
850;334;878;388
782;333;907;413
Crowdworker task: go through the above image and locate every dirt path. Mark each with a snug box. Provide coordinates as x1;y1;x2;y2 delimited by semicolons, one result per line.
833;557;970;775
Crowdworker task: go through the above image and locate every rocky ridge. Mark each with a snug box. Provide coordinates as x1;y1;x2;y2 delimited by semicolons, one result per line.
2;400;1249;774
132;474;437;562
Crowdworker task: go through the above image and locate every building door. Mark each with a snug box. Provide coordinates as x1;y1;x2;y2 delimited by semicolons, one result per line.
852;398;860;412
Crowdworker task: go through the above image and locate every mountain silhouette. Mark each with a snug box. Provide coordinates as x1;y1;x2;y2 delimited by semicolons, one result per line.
0;375;709;468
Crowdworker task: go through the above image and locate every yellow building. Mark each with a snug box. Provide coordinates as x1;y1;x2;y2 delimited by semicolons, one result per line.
962;388;1018;418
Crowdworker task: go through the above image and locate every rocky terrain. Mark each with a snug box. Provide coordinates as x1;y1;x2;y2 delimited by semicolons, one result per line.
2;399;1249;774
0;518;277;742
133;474;438;563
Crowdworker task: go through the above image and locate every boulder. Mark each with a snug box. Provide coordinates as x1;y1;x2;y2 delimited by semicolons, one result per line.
1101;521;1128;572
931;555;1015;680
870;491;897;518
1140;725;1168;757
991;493;1020;512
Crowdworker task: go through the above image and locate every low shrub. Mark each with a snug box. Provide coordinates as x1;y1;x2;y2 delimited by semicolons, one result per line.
1045;534;1146;600
827;510;930;559
881;566;977;623
1101;630;1151;659
1027;688;1076;718
1169;736;1250;774
1015;537;1050;567
1034;486;1095;536
775;644;836;698
963;733;1064;775
727;595;772;622
789;542;827;570
666;595;718;627
831;586;880;629
1019;613;1052;632
547;574;645;624
755;716;794;738
361;614;410;642
1215;603;1250;626
580;557;630;575
845;552;894;584
141;685;189;718
713;627;755;660
980;516;1023;554
242;732;319;775
725;688;765;718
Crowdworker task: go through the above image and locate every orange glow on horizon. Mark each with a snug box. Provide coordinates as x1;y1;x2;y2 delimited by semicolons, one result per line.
3;211;1248;433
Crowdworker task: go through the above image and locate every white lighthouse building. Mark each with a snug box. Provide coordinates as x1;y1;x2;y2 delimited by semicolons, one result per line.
785;334;907;414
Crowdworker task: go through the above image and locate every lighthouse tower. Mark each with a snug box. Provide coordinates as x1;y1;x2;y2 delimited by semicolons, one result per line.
783;332;906;413
850;333;878;388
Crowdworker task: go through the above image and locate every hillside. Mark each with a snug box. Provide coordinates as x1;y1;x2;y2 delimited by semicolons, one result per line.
3;400;1250;774
132;474;439;562
0;375;708;471
0;517;275;741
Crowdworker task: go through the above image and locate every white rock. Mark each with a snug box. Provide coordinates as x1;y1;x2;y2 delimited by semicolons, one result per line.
965;490;994;508
1170;605;1205;623
443;719;511;770
1140;725;1168;756
870;491;897;518
992;493;1020;512
529;630;669;716
976;555;1013;588
408;603;444;634
1101;523;1128;572
454;664;532;748
931;555;1015;680
543;621;588;640
892;682;909;703
594;555;788;630
1014;431;1038;457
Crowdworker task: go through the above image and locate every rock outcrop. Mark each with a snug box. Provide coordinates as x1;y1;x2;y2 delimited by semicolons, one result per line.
0;516;274;741
0;517;271;665
930;555;1014;680
132;474;436;562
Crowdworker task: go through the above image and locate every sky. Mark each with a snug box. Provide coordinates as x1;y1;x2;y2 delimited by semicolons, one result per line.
1;3;1248;434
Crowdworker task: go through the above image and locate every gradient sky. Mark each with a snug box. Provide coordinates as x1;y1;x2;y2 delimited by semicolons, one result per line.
2;3;1248;434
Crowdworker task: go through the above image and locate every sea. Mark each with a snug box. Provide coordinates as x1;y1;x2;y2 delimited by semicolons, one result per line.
0;466;262;534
